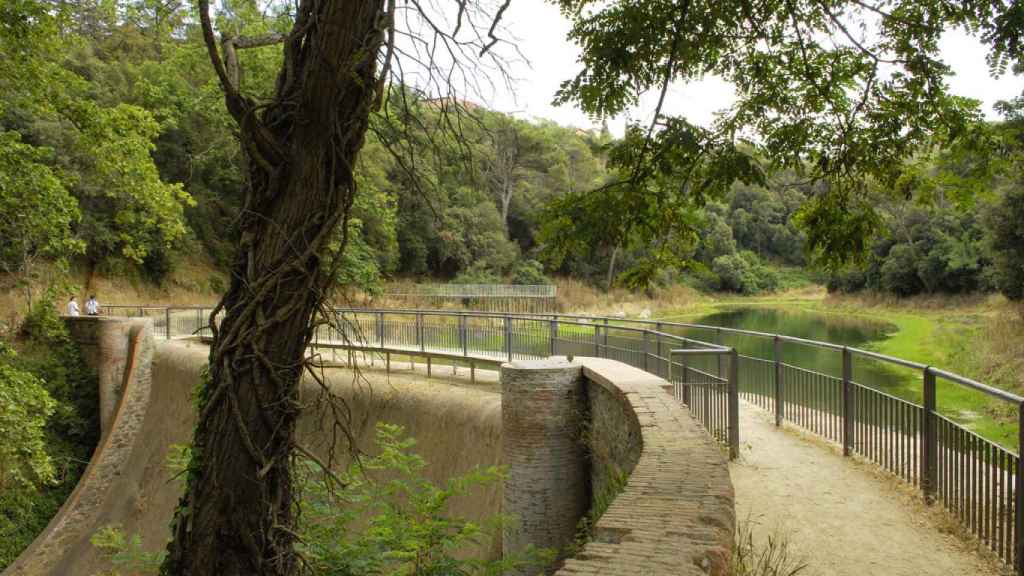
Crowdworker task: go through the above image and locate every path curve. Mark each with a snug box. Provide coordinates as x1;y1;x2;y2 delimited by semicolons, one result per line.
731;401;1005;576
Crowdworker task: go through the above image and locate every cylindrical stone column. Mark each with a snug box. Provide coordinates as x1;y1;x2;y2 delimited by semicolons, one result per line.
501;358;588;572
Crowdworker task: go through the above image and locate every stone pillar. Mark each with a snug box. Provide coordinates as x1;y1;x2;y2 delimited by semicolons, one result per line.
64;316;154;436
501;358;588;571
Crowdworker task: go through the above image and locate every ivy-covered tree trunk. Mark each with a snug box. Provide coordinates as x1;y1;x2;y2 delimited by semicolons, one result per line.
160;2;385;574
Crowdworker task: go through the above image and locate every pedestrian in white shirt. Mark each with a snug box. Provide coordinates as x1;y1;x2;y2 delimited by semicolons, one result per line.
85;295;100;316
66;296;80;317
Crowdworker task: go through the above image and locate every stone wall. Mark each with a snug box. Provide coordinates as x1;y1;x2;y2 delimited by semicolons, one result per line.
500;357;735;576
560;358;735;576
500;359;589;569
585;377;643;518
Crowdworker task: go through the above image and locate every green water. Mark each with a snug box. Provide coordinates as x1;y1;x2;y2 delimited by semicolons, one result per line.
671;306;922;403
657;305;1017;447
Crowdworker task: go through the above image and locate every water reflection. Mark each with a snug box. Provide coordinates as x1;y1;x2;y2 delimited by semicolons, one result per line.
663;307;922;402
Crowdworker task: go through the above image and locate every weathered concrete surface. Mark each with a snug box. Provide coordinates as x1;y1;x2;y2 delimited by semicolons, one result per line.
4;317;155;576
3;339;503;576
501;358;589;568
556;357;735;576
65;316;153;435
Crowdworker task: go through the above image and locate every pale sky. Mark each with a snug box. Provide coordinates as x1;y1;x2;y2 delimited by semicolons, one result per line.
476;0;1024;136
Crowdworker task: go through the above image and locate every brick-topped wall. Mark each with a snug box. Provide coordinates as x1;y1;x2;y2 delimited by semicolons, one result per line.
560;358;734;576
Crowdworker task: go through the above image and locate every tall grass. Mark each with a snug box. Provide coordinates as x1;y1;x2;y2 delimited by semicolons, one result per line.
554;277;708;315
732;517;809;576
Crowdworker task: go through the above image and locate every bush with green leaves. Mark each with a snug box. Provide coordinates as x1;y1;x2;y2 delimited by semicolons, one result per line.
452;263;502;286
508;260;550;286
826;206;992;297
94;423;551;576
712;251;780;295
0;297;99;570
0;343;55;492
0;342;57;568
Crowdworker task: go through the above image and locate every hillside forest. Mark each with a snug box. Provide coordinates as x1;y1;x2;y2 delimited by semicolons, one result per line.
2;0;1023;306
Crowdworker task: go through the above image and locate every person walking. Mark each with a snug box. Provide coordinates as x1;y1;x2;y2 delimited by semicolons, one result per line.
85;295;100;316
66;296;80;317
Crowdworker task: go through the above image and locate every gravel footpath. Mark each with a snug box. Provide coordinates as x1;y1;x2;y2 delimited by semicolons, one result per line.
731;402;1008;576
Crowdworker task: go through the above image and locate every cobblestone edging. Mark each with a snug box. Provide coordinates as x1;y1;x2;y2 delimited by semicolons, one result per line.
560;358;735;576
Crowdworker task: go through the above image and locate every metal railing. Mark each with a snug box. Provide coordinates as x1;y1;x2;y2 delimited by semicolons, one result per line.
380;284;557;313
104;303;1024;571
104;304;739;458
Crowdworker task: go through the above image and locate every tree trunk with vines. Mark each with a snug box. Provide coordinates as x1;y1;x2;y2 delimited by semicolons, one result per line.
160;1;385;574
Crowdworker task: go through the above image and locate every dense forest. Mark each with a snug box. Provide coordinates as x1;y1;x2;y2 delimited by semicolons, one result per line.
2;1;1023;304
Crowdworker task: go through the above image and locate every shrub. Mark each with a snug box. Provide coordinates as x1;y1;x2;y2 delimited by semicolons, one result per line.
0;343;57;569
0;296;99;570
509;259;550;285
712;251;779;295
878;244;923;296
94;424;552;575
453;262;502;285
826;268;867;293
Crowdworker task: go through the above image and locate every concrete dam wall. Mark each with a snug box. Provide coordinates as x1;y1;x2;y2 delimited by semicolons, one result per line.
4;316;734;576
3;332;503;576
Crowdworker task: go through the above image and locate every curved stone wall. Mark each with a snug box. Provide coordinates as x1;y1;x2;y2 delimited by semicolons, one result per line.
561;358;735;576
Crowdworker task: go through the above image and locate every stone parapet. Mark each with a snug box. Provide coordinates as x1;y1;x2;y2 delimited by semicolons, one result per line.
503;357;734;576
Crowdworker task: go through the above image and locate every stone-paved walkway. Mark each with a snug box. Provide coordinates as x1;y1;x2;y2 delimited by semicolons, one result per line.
731;401;1008;576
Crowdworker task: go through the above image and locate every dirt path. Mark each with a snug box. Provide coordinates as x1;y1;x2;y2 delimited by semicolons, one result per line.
731;402;1008;576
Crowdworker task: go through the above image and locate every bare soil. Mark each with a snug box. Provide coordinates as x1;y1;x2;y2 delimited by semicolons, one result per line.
731;401;1009;576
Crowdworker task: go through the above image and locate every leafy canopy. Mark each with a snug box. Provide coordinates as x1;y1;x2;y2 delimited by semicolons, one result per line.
547;0;1024;278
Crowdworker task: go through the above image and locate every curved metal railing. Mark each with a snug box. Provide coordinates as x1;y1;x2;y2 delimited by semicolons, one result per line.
104;303;1024;571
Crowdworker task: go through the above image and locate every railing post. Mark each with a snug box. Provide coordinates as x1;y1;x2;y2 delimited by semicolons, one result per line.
165;307;171;340
417;313;424;352
550;315;558;356
728;348;740;460
505;315;512;362
1016;402;1024;574
460;314;468;357
774;336;783;427
594;324;600;356
377;311;384;349
643;330;650;372
922;367;938;504
716;328;723;378
680;340;688;383
656;322;663;377
603;317;609;349
842;346;853;456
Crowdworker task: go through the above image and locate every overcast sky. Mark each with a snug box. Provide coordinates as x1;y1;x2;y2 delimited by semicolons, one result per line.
477;0;1024;136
